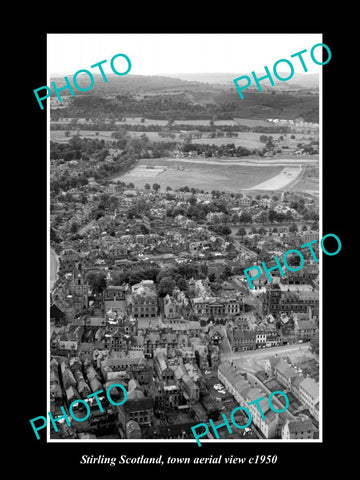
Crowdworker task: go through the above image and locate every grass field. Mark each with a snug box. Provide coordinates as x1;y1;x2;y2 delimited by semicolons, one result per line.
233;117;273;128
51;129;312;152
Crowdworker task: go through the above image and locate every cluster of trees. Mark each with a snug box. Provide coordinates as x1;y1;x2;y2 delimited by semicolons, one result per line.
165;196;230;222
52;119;292;136
181;141;253;157
296;141;319;154
108;262;208;297
210;224;232;235
51;89;305;125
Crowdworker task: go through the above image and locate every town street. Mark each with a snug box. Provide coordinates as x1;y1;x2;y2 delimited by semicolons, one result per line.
220;342;312;363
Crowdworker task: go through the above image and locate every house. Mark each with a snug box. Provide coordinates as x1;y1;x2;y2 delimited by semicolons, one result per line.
299;377;319;417
294;317;317;341
229;329;256;352
104;284;127;302
290;375;304;401
264;357;280;377
208;326;223;345
150;380;180;412
100;356;152;385
217;362;251;404
238;196;251;207
143;332;161;358
153;350;175;383
274;358;298;390
181;374;200;403
117;389;154;431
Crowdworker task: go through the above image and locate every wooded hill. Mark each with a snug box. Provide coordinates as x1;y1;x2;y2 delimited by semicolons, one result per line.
50;74;319;123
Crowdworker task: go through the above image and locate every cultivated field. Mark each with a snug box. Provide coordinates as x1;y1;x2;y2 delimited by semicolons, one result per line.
51;129;313;151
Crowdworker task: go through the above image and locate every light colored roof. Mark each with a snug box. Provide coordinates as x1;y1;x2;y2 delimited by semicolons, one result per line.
300;377;319;398
288;419;317;433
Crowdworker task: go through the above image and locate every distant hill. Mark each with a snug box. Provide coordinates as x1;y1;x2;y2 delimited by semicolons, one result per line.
51;71;318;97
161;72;319;90
50;73;207;96
50;73;319;123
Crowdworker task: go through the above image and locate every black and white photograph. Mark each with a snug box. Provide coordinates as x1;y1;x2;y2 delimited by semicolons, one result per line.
22;28;348;473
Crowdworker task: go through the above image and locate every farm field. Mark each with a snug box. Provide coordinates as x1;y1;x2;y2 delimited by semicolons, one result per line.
51;129;315;151
233;117;273;128
50;130;115;142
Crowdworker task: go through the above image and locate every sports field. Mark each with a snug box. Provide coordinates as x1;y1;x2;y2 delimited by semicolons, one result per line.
114;157;315;193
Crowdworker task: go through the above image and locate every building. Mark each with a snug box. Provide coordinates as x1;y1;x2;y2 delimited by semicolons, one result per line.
130;280;158;318
117;389;154;431
246;387;278;439
294;316;318;341
104;284;127;302
100;356;152;385
181;374;200;403
299;377;319;418
150;380;180;412
281;264;318;286
192;296;243;319
153;350;175;383
228;329;256;352
218;362;251;404
265;286;319;316
274;359;298;390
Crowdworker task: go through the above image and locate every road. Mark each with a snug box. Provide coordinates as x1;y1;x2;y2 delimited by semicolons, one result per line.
219;325;232;354
231;237;258;259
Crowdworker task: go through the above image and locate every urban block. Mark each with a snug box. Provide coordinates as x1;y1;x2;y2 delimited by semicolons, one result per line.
191;390;289;447
233;43;332;99
29;382;127;440
33;53;132;110
243;233;342;290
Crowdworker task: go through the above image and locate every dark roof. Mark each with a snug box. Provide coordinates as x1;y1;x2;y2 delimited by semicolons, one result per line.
123;397;154;412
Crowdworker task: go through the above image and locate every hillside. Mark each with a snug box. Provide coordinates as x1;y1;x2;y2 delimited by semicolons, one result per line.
161;72;319;90
50;74;319;123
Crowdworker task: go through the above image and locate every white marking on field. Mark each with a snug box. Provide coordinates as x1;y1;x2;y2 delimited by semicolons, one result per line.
247;166;302;190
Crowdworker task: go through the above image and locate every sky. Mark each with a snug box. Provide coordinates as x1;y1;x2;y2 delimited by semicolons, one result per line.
47;33;323;77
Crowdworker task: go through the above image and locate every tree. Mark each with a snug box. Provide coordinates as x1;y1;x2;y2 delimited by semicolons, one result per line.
239;212;252;223
175;276;188;292
86;271;107;294
220;265;232;279
237;227;247;237
208;272;217;282
158;276;176;297
152;183;161;192
289;223;298;233
70;221;78;234
144;183;151;190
